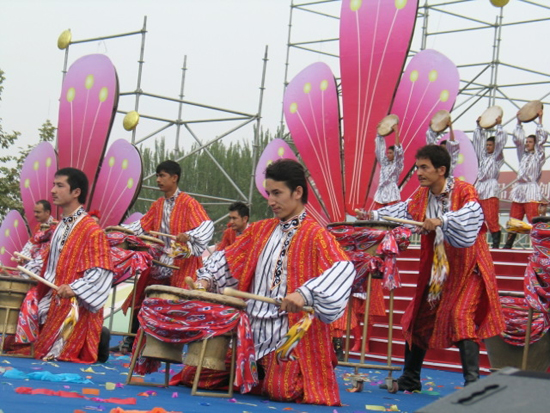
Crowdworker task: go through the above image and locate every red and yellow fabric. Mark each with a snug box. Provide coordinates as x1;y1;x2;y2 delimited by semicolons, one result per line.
224;217;349;406
140;192;210;288
216;225;237;251
402;180;505;349
510;201;540;224
479;197;500;233
372;200;399;210
33;216;112;363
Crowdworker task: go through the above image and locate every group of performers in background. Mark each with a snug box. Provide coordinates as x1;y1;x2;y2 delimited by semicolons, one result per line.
1;104;547;406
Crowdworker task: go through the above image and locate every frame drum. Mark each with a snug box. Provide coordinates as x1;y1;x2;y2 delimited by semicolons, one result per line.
430;110;451;133
377;114;399;137
0;275;37;335
479;105;503;129
518;100;543;123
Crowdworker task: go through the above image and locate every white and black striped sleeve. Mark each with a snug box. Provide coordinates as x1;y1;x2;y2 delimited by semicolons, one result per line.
372;200;413;225
70;267;114;312
187;220;215;256
297;260;355;324
196;250;239;293
122;220;144;236
440;201;483;248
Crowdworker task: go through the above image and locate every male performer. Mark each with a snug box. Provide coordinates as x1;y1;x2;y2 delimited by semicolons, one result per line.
373;124;404;209
32;200;53;232
19;200;56;260
28;168;113;363
427;119;460;176
371;145;504;390
505;110;548;248
117;160;213;352
194;159;355;406
216;201;250;250
473;116;507;248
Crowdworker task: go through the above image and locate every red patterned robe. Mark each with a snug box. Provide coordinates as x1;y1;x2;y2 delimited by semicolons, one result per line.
216;225;237;251
401;180;505;349
224;216;351;406
33;215;112;362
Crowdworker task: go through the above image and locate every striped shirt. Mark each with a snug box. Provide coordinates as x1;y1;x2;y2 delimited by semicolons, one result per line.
510;123;548;203
426;128;460;176
124;189;214;277
473;124;507;199
197;213;355;359
374;135;404;204
373;178;483;248
37;207;113;324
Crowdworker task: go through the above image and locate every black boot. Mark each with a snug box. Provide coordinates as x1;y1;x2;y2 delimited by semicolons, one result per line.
333;337;344;361
97;327;111;363
380;342;426;391
457;340;480;386
491;231;501;249
503;233;517;249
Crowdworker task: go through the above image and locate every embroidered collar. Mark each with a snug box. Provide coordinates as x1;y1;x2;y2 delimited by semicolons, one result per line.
62;206;85;224
279;210;306;233
433;177;454;201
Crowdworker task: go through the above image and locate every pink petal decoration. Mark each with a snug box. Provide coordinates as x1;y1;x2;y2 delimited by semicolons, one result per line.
366;49;460;207
87;140;143;227
340;0;419;215
20;142;58;231
255;139;330;226
283;62;345;222
0;210;30;266
123;212;143;225
57;54;119;202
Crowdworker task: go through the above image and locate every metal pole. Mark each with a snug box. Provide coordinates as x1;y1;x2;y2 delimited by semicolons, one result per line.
131;16;148;145
175;55;188;151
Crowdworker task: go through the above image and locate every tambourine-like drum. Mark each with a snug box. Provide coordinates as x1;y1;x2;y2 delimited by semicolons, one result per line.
479;105;503;129
142;285;246;370
430;109;451;133
518;100;543;123
377;114;399;137
0;275;37;335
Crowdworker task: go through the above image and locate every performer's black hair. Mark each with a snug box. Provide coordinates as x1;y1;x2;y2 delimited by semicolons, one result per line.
36;199;51;213
265;159;308;204
487;136;495;143
229;201;250;218
55;167;89;204
156;160;182;183
416;145;452;179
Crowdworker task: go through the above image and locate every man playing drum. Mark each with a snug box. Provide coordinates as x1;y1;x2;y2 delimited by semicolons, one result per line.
194;159;356;406
373;123;403;209
504;109;548;249
473;115;507;249
20;168;114;363
370;145;504;391
216;201;250;251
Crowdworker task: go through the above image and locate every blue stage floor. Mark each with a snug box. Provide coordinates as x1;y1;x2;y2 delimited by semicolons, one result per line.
0;343;471;413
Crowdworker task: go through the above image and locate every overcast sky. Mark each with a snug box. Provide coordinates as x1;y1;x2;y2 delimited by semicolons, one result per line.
1;0;550;163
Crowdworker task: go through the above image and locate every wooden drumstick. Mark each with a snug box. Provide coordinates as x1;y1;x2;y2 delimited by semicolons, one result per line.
148;230;177;240
17;266;59;290
0;264;18;272
381;215;423;227
223;287;314;313
14;251;32;262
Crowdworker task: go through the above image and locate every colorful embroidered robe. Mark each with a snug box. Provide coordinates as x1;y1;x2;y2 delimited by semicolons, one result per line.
216;226;237;251
401;180;505;349
34;215;112;363
225;216;350;406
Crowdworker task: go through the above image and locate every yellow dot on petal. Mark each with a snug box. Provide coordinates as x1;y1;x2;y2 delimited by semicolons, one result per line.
289;102;298;114
4;229;10;237
14;220;19;228
440;89;450;102
127;178;134;189
303;83;312;94
277;147;285;157
122;159;128;170
395;0;407;9
410;70;419;82
320;80;328;91
262;179;267;189
108;156;115;167
66;87;76;102
0;246;4;254
46;157;52;167
24;179;30;189
350;0;362;11
85;75;94;89
33;161;40;171
457;153;465;164
99;87;108;102
429;70;438;82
